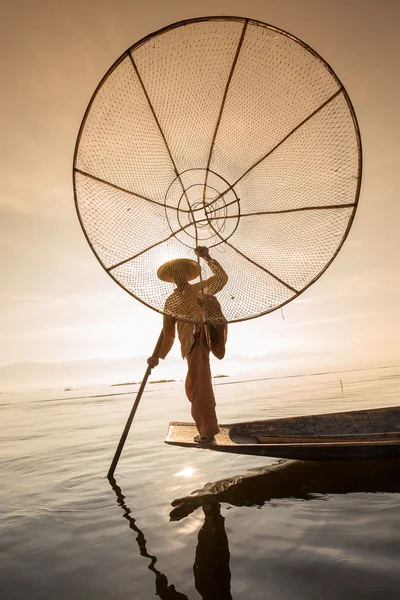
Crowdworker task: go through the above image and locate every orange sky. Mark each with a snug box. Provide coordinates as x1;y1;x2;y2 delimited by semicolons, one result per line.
1;0;399;386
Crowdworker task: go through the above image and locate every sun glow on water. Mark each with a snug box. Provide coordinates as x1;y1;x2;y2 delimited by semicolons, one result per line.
175;466;195;478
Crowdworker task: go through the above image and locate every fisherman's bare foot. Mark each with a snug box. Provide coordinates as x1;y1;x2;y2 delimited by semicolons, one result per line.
193;435;216;445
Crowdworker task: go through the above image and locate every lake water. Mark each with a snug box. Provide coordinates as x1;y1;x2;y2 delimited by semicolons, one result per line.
1;364;400;599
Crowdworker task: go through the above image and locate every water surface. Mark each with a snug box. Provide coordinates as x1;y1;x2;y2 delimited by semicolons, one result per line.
1;364;400;599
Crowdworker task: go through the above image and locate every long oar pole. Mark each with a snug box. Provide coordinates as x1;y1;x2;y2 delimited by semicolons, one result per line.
107;330;164;479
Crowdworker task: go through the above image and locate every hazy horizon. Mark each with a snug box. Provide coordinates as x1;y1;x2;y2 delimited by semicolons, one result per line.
1;352;398;393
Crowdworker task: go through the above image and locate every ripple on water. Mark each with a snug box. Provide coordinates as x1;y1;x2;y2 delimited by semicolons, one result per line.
331;555;389;594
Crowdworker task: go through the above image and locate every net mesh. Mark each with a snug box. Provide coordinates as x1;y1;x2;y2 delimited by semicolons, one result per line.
74;17;361;324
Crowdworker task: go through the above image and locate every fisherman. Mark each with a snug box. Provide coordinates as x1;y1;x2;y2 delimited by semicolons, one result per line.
147;246;228;444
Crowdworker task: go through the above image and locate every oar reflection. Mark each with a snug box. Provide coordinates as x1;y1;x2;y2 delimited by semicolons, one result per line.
109;477;234;600
109;477;189;600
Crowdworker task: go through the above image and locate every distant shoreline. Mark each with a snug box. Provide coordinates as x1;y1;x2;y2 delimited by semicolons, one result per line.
112;375;229;387
112;379;176;387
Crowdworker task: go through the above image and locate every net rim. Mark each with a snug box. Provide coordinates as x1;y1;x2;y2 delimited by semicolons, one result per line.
72;15;362;325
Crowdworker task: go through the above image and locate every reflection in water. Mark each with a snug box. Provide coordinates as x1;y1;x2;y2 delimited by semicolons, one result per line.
109;477;189;600
170;458;400;520
194;503;232;600
109;477;233;600
110;459;400;599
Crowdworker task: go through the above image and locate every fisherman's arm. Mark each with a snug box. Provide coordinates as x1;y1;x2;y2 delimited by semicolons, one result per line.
147;314;176;368
194;246;228;294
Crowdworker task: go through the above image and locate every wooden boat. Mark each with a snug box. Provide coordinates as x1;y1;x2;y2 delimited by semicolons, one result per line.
165;406;400;460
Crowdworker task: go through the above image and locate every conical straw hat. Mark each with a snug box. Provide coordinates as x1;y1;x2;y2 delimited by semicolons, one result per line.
157;258;200;283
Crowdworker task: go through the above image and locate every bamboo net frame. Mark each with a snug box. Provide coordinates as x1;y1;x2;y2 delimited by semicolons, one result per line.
73;16;362;325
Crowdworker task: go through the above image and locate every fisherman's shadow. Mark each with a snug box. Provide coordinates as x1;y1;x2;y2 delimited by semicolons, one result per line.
110;458;400;600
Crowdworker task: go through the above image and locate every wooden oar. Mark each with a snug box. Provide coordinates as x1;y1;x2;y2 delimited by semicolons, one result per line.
107;330;164;479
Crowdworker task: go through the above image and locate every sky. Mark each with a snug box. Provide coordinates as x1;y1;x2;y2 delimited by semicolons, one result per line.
1;0;399;389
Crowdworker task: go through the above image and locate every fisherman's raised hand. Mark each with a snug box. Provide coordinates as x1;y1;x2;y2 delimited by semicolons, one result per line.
195;246;210;260
147;356;159;368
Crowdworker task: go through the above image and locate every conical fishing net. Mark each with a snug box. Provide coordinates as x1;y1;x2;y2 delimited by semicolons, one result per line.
74;17;361;325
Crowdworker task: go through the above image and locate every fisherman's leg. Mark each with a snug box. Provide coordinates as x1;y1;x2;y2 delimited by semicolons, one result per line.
185;334;200;408
185;358;193;402
186;333;219;439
